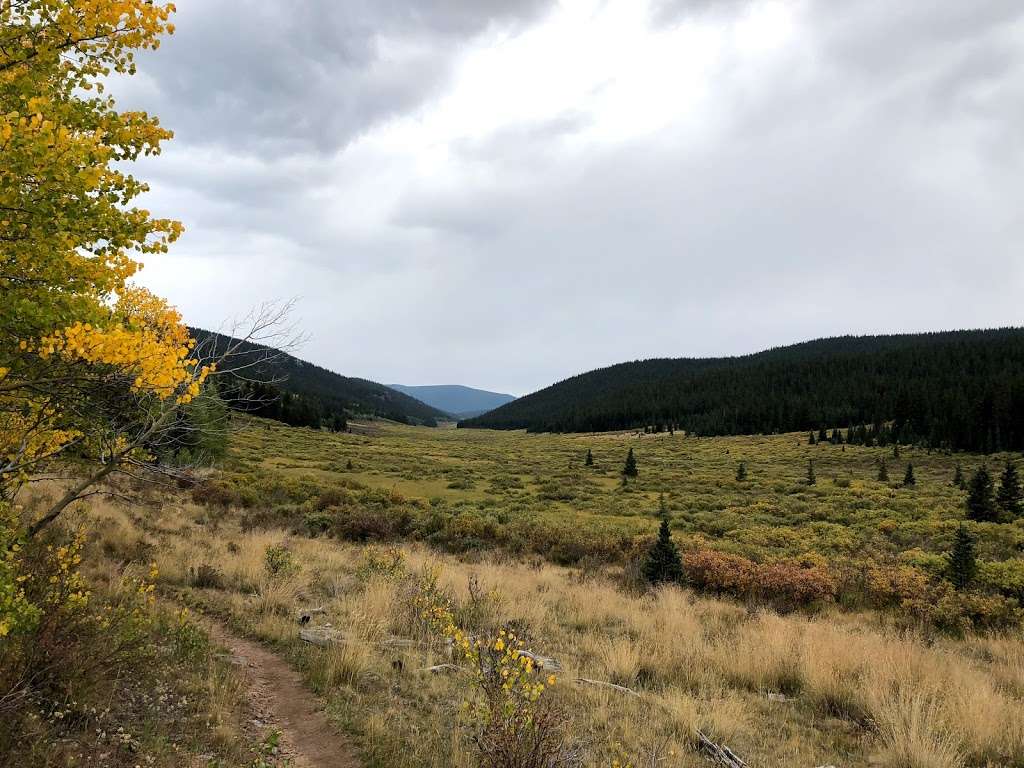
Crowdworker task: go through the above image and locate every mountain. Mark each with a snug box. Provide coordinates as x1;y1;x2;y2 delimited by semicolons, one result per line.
387;384;516;419
460;328;1024;453
190;329;448;429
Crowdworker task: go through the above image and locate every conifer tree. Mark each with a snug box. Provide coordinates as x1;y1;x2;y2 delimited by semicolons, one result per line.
808;432;816;445
585;448;594;467
893;443;901;459
623;447;638;477
966;466;997;522
736;461;747;482
953;464;965;489
903;463;915;486
818;427;828;443
807;458;816;485
997;461;1023;519
877;458;889;482
946;524;977;591
642;513;684;585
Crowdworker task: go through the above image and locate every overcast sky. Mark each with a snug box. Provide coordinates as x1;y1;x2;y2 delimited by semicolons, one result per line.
120;0;1024;396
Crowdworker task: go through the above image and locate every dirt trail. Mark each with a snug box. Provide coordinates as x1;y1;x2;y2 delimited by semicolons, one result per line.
204;620;362;768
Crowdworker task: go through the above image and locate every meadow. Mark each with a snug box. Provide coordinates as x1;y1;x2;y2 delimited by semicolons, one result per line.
10;416;1024;768
217;417;1024;615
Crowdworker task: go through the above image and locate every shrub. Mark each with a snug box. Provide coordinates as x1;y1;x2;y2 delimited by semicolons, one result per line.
756;560;836;609
264;545;298;578
977;558;1024;601
416;578;572;768
190;563;225;589
683;548;835;609
303;511;334;537
684;549;756;597
355;547;407;582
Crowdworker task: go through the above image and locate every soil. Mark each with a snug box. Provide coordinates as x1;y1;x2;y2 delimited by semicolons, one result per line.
204;620;362;768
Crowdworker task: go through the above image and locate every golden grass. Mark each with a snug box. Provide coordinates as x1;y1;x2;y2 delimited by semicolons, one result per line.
75;489;1023;768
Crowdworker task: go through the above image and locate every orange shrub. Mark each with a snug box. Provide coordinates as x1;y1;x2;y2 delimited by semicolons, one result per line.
683;549;756;597
757;560;836;609
683;549;835;609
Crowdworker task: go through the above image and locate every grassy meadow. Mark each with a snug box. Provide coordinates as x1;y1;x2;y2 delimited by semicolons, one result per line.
225;416;1023;571
15;416;1024;768
14;417;1015;768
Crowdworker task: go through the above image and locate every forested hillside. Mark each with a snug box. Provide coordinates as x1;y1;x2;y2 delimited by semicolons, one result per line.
191;329;447;428
461;329;1024;452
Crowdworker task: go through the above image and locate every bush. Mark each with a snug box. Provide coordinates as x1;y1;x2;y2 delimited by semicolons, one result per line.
683;548;835;610
303;511;334;537
190;563;225;589
264;545;298;578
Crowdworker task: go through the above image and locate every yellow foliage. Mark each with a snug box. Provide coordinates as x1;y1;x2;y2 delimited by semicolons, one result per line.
0;1;196;506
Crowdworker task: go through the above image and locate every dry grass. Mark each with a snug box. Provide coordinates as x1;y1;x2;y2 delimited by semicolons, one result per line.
70;489;1021;768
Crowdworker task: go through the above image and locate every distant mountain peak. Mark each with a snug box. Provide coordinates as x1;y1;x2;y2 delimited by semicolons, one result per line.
387;384;516;419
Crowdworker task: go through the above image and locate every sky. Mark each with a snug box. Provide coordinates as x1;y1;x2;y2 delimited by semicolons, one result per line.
118;0;1024;396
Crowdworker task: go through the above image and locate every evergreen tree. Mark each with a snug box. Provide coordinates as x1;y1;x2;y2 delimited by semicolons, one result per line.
584;448;594;467
966;466;997;522
903;463;915;486
946;524;977;591
877;458;889;482
953;464;965;489
808;432;816;445
623;447;638;477
642;514;684;585
807;458;816;485
893;443;901;459
818;426;828;443
736;461;747;482
997;461;1023;519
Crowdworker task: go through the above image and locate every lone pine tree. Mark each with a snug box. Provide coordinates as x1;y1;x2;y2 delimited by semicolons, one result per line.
997;461;1023;519
903;463;916;486
807;458;816;485
877;459;889;482
584;448;594;466
643;514;684;585
623;447;638;477
736;461;747;481
946;524;977;591
966;466;997;522
953;464;965;489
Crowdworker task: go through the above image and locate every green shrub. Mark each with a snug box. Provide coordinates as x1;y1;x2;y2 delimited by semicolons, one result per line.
264;545;298;578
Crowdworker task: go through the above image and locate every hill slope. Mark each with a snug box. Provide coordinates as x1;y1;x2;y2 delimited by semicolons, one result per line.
191;329;447;428
387;384;516;419
460;328;1024;452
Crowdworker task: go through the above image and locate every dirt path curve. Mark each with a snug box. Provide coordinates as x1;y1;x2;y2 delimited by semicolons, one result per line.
204;620;363;768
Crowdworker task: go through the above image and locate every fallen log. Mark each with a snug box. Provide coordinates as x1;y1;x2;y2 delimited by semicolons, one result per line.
696;729;749;768
574;677;641;697
299;627;344;647
417;663;462;674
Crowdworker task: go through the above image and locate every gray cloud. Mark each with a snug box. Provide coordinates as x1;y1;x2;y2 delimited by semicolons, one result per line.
125;0;1024;395
125;0;554;153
